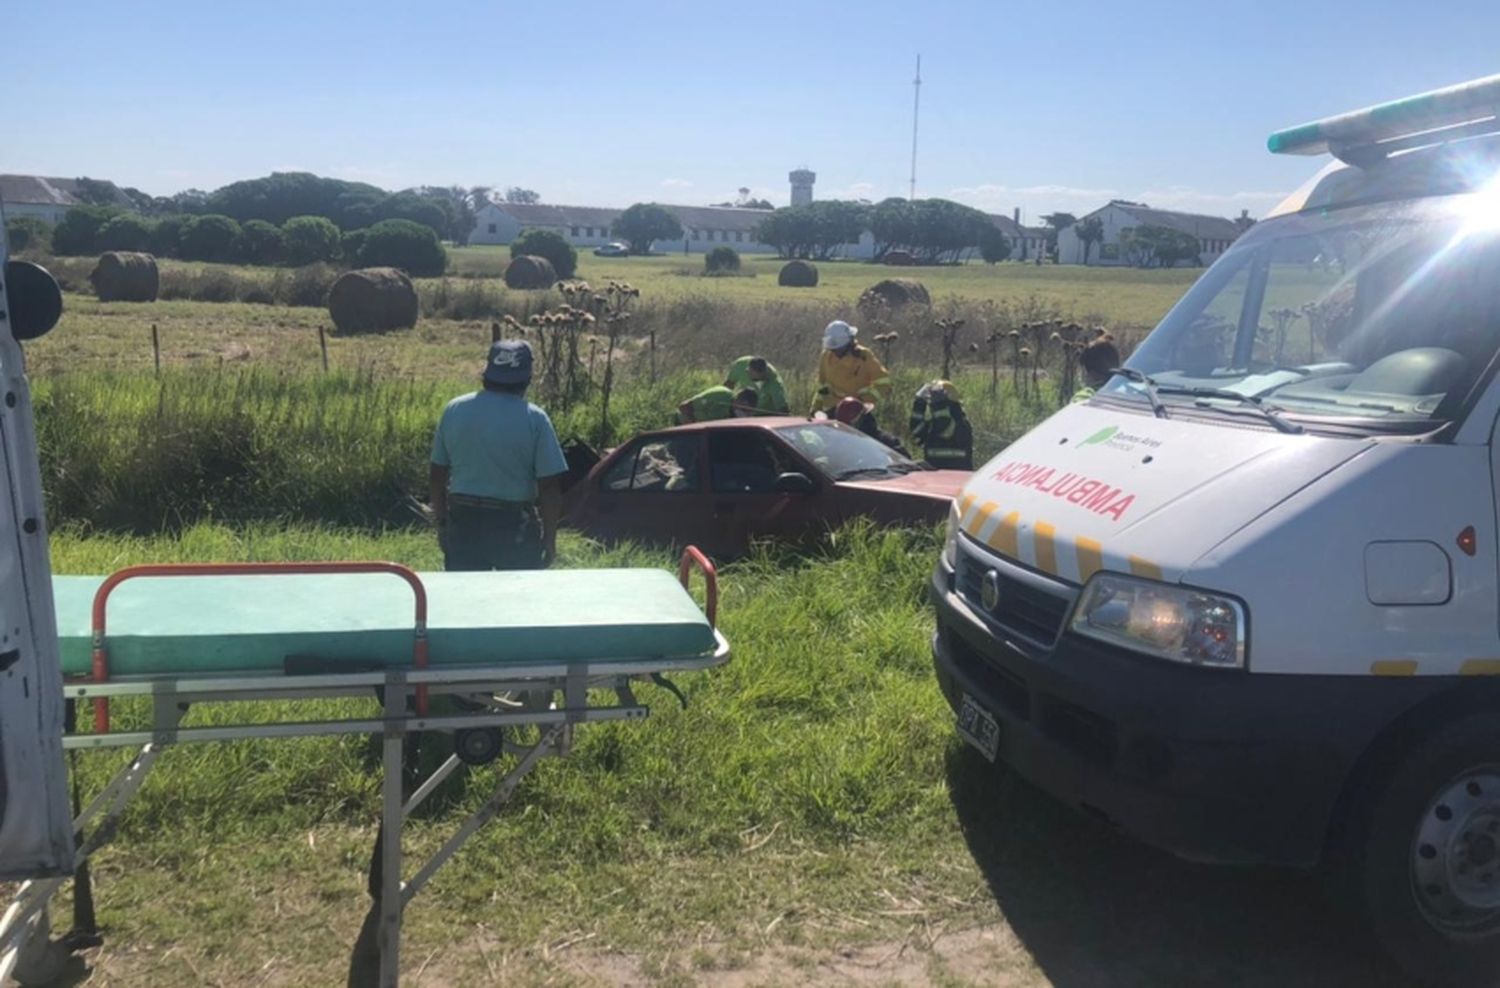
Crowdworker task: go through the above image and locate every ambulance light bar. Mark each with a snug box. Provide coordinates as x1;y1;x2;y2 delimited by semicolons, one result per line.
1268;74;1500;164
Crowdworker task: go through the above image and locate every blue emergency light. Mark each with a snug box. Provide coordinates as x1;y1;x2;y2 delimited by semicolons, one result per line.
1269;74;1500;164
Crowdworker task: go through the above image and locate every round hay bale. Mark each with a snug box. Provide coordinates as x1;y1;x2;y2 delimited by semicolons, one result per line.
778;259;819;288
859;278;931;314
327;267;419;335
882;249;916;266
89;251;159;302
504;255;558;290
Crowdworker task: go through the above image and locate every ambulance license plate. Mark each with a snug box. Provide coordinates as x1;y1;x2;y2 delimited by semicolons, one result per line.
957;694;1000;761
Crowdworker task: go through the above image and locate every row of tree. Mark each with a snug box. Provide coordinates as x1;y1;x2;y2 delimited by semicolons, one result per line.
749;197;1013;264
22;207;447;276
70;172;544;245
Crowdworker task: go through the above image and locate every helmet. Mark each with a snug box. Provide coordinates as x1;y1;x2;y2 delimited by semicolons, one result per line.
927;379;959;402
823;320;857;350
834;396;871;424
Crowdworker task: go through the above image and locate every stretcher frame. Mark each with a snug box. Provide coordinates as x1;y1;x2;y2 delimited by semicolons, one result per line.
0;548;726;988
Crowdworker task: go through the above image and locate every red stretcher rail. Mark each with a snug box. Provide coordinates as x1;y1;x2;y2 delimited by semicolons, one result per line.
677;546;718;629
88;561;430;733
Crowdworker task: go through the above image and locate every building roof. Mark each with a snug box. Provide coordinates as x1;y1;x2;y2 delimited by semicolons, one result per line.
1094;200;1244;241
0;175;135;210
984;214;1048;239
488;201;773;234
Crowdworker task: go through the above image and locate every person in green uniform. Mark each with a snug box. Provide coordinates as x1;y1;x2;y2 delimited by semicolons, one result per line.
429;340;568;571
677;385;759;423
723;355;789;414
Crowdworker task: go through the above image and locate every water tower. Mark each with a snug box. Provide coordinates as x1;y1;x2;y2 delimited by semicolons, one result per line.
789;169;815;207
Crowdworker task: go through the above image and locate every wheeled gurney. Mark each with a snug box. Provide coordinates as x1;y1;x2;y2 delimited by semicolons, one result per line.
0;549;727;987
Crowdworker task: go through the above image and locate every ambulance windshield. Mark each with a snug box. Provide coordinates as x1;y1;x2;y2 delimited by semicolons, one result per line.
1108;190;1500;429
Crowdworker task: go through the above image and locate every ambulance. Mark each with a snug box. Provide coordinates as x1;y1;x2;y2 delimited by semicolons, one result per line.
933;75;1500;985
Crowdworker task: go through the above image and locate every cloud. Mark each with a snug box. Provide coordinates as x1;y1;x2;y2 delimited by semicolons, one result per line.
660;177;693;188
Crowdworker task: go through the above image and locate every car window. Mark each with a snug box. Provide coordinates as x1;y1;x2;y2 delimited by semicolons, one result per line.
602;437;699;492
708;431;786;493
774;422;915;479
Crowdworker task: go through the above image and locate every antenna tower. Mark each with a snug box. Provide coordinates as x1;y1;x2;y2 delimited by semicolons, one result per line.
909;55;922;200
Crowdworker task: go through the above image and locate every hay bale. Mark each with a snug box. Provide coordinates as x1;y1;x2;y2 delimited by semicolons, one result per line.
89;251;159;302
882;249;916;266
328;267;419;335
859;278;930;313
778;259;819;287
504;255;557;290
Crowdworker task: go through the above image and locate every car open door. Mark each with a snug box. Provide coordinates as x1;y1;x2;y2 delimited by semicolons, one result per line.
0;223;75;880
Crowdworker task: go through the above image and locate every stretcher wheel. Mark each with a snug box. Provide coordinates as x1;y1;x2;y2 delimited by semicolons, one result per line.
454;726;503;766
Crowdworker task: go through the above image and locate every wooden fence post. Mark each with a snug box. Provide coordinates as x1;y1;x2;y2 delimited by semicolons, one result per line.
318;325;329;373
490;320;500;344
649;330;656;384
150;323;161;375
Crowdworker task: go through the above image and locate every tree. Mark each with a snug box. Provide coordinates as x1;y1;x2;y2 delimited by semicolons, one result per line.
1074;216;1105;265
235;219;284;264
1040;212;1077;260
613;203;683;254
754;201;868;260
978;225;1011;264
705;246;741;274
1125;225;1201;268
868;197;990;264
51;206;121;255
72;177;123;207
504;187;540;204
509;228;578;278
357;219;447;276
149;215;189;257
97;214;157;252
178;214;243;261
281;215;342;265
5;217;52;253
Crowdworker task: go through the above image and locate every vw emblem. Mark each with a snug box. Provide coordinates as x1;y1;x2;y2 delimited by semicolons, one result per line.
981;569;1002;612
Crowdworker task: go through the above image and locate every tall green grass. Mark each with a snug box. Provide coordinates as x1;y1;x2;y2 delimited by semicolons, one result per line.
35;366;1059;532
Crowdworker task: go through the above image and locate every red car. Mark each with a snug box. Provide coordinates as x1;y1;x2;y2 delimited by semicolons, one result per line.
564;417;969;557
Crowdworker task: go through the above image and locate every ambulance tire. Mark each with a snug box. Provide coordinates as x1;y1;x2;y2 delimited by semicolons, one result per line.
1357;713;1500;988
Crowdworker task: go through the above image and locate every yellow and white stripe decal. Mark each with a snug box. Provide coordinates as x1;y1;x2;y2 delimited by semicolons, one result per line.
956;501;1161;585
1370;660;1419;677
1460;659;1500;676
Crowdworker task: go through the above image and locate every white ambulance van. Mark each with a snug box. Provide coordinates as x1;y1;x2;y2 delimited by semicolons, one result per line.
0;215;82;980
933;75;1500;985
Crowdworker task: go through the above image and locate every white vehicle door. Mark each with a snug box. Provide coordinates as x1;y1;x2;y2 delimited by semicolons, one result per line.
0;221;75;879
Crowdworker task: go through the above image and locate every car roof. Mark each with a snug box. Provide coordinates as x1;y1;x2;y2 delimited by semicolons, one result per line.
647;416;829;436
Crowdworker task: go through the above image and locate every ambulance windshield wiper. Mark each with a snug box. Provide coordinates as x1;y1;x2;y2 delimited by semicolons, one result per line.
1157;385;1305;434
1107;367;1169;419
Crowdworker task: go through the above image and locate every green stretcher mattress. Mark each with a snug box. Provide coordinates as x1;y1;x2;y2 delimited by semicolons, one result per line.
53;569;717;678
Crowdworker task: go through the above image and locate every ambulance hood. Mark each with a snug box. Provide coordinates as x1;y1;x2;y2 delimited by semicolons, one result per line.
955;403;1372;584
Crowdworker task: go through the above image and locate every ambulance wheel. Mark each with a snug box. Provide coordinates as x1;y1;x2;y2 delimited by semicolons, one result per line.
454;726;503;766
1357;714;1500;988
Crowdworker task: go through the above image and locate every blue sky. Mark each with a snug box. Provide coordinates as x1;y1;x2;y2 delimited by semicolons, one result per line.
9;1;1499;221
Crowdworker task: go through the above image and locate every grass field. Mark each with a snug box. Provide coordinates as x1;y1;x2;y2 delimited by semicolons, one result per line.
33;523;1408;987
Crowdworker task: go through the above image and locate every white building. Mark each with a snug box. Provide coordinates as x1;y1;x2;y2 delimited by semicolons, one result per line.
0;175;133;225
1057;200;1250;267
469;201;782;254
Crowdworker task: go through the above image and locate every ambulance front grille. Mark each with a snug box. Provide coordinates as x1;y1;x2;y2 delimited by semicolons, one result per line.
955;539;1076;647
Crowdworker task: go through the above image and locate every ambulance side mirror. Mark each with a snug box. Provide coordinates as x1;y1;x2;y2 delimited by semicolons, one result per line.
4;261;63;341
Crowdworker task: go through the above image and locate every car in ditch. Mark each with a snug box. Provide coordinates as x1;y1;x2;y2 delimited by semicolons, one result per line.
565;417;968;557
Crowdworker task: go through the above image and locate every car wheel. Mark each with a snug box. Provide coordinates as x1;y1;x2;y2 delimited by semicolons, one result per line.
1355;713;1500;987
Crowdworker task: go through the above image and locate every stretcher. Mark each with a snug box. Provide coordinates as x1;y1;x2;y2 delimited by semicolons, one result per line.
0;549;727;987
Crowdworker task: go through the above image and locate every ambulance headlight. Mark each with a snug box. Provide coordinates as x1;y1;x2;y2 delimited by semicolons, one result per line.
1070;574;1246;668
942;501;961;569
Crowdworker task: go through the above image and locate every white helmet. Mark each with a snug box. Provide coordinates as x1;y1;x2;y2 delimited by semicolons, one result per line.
823;320;857;350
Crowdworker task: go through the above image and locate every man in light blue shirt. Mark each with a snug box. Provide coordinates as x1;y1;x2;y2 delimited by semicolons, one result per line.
429;340;568;570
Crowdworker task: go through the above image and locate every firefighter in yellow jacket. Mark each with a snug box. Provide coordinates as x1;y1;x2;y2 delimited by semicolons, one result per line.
811;320;892;417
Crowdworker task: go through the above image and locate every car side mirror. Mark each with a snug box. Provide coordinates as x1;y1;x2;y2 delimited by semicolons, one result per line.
773;471;815;495
4;260;63;341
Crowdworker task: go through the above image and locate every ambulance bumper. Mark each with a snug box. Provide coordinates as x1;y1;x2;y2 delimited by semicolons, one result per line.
930;560;1444;867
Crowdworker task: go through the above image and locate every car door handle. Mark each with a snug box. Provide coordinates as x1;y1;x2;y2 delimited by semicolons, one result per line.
0;648;18;672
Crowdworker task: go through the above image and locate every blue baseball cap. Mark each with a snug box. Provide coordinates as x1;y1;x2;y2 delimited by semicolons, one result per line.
483;340;533;385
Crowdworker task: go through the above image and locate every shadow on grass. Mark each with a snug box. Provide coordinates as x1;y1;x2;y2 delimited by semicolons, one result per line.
944;745;1413;988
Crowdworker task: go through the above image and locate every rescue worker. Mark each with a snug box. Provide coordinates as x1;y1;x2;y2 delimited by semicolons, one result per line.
812;320;892;417
835;396;909;456
723;355;789;414
428;340;568;571
678;385;759;423
1072;337;1122;403
909;380;974;470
